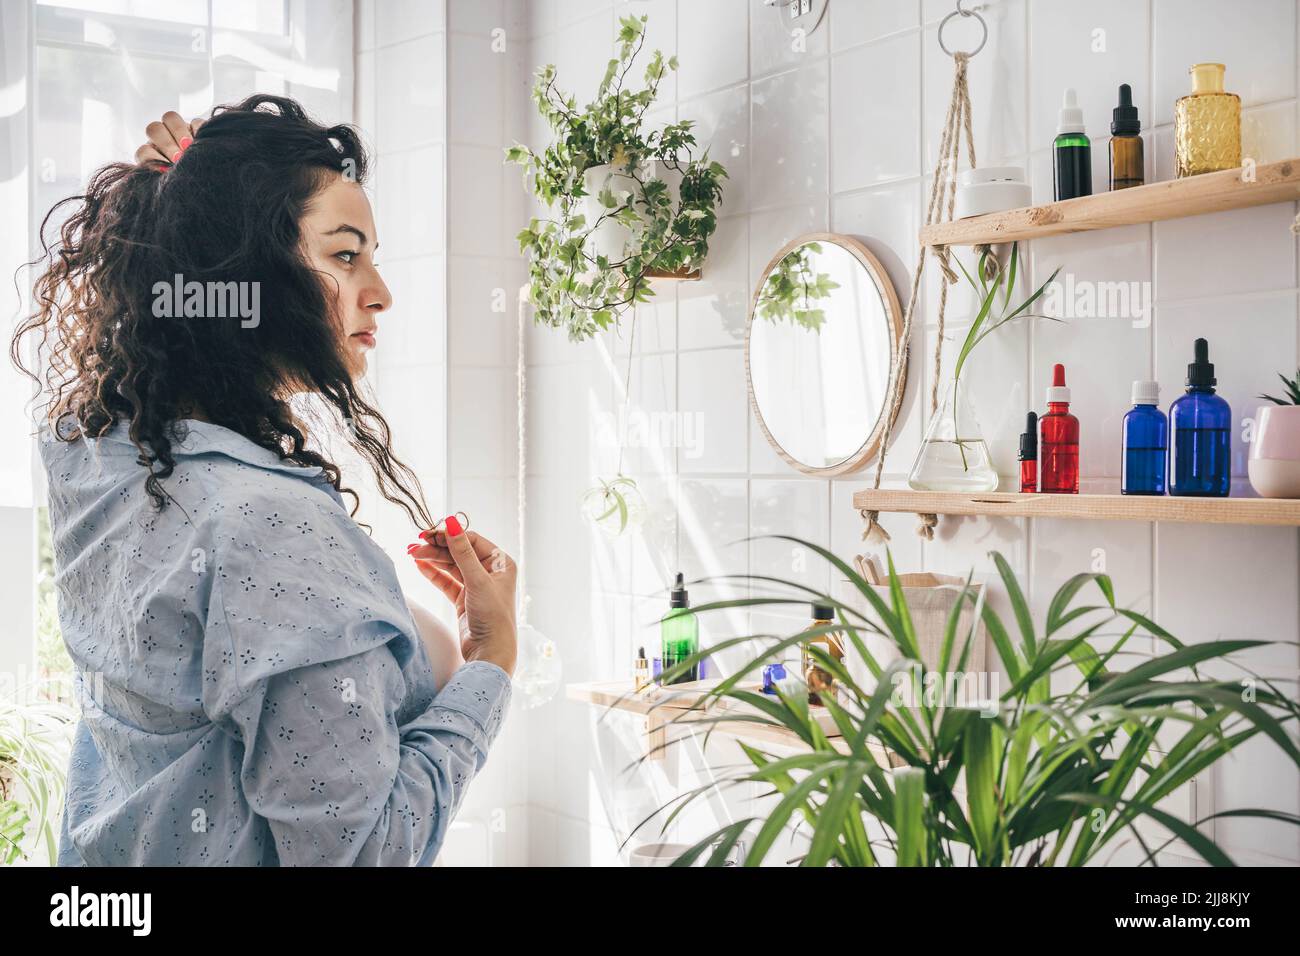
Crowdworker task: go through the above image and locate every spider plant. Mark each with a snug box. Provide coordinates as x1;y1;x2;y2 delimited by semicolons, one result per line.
0;696;74;865
624;537;1300;866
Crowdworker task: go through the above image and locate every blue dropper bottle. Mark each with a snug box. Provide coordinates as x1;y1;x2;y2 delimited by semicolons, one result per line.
1122;380;1167;495
1169;338;1231;497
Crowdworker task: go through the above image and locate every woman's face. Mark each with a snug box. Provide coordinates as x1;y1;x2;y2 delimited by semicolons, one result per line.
299;173;391;379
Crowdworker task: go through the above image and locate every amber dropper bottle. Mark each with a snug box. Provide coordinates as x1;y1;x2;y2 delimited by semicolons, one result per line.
1109;83;1144;190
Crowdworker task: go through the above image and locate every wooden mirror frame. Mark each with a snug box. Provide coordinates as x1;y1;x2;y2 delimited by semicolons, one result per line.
745;232;907;478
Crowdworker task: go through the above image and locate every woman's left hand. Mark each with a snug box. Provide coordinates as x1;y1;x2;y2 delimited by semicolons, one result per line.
134;111;205;166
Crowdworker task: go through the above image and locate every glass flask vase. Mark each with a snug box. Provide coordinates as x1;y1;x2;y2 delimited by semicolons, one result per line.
908;377;999;492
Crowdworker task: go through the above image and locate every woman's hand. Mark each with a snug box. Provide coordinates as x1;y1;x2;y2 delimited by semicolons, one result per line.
134;111;205;166
407;517;518;677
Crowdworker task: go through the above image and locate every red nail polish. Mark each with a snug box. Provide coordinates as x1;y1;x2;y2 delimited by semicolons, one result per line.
179;136;192;150
170;149;182;163
419;530;434;541
445;514;463;537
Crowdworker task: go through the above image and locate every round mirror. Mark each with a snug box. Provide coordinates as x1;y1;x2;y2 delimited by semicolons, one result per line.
746;233;905;476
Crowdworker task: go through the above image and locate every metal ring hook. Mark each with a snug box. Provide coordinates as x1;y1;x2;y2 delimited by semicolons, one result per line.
431;510;471;535
938;2;988;58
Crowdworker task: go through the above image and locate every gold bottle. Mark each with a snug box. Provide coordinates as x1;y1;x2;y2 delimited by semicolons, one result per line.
802;603;844;706
1174;63;1240;177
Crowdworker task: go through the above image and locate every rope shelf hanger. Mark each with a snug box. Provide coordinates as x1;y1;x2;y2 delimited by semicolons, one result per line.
859;0;999;546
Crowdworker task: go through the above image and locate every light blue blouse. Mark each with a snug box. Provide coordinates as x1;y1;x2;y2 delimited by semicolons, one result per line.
40;417;512;866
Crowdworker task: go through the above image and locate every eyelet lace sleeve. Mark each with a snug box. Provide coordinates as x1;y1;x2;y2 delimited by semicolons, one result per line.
202;507;512;866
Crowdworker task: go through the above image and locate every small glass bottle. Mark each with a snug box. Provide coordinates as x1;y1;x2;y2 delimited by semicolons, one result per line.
1039;364;1080;494
761;660;788;695
1170;338;1232;497
1122;381;1167;495
1019;411;1038;492
1175;63;1241;177
660;573;699;684
1053;88;1092;201
1109;83;1144;190
802;603;844;706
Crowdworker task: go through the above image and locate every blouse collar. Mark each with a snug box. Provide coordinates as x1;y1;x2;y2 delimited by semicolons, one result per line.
94;418;327;480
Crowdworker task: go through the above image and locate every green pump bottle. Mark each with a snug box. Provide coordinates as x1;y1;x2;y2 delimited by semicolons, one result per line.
660;573;699;684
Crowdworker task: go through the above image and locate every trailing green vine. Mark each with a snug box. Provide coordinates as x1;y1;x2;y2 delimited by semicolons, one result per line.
755;241;839;332
506;15;727;342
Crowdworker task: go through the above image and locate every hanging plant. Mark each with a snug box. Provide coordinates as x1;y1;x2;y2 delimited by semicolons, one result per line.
755;241;840;332
506;14;727;342
581;474;645;537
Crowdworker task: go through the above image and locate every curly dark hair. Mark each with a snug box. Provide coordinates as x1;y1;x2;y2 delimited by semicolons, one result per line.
11;93;433;529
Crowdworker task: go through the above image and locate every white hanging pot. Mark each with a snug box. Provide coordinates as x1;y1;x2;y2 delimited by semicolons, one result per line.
581;157;682;266
582;159;641;264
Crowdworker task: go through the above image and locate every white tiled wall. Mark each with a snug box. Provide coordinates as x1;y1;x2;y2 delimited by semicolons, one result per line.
355;0;531;867
361;0;1300;866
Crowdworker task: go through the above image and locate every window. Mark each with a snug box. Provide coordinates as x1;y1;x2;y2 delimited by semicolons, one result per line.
1;0;353;699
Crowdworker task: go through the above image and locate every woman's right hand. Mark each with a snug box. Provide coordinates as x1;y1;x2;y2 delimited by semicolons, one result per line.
134;111;205;166
407;517;518;677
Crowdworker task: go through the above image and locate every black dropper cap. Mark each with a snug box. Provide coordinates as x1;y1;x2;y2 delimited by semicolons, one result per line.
1186;337;1216;388
669;572;690;608
812;602;834;620
1111;83;1140;135
1019;411;1038;460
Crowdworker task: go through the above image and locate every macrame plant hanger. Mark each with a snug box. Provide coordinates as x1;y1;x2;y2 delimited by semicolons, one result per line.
510;284;562;708
860;0;998;546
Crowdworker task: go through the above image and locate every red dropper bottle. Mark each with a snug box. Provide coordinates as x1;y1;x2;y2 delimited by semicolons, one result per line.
1039;364;1079;494
1019;411;1038;492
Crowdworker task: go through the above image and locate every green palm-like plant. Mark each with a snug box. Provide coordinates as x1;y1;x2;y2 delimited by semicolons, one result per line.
624;537;1300;866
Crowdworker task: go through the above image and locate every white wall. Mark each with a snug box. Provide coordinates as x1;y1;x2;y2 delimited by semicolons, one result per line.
355;0;532;866
359;0;1300;866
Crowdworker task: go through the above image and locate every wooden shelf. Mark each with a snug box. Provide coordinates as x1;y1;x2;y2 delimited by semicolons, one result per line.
566;679;904;765
920;158;1300;247
644;266;701;280
852;489;1300;527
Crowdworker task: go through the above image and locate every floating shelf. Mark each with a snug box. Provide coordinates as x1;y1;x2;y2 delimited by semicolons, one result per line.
920;158;1300;247
852;489;1300;527
566;679;904;765
644;266;701;280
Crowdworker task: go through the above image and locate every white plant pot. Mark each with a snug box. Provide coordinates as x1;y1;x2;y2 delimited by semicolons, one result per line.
582;162;637;263
581;159;682;266
1249;404;1300;498
628;842;695;866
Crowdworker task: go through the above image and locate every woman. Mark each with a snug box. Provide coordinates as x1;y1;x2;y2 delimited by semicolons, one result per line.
12;94;517;866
